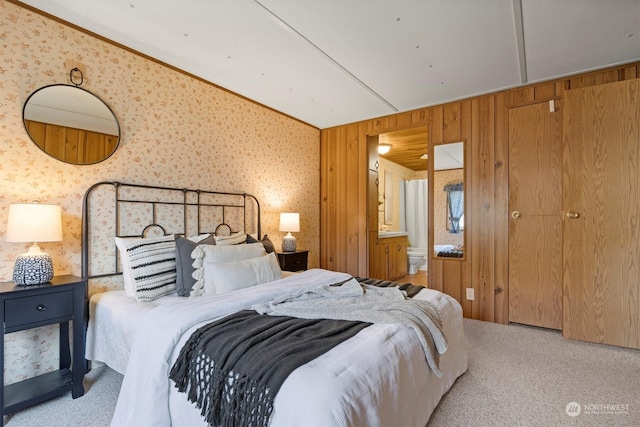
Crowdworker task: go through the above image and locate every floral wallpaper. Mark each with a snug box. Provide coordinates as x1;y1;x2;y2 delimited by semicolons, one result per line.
433;168;464;248
377;158;427;232
0;0;319;384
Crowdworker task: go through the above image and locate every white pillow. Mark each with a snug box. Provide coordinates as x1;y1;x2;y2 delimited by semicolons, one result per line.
188;233;213;243
190;243;266;297
203;252;282;295
115;234;177;301
214;231;247;246
115;236;137;296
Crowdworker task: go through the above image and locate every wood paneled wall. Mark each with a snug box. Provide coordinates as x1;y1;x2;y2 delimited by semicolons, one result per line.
320;123;367;275
320;61;640;323
25;119;118;164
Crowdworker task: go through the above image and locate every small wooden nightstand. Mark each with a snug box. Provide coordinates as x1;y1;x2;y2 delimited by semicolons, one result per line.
0;275;87;418
277;250;309;272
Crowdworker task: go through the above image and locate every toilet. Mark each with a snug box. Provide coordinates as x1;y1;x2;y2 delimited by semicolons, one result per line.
407;247;427;274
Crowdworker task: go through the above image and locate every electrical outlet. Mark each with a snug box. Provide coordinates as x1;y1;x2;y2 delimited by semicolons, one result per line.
466;288;475;300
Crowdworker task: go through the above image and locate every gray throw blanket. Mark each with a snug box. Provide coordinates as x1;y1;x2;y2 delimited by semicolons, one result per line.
169;310;370;427
253;277;448;377
355;276;425;298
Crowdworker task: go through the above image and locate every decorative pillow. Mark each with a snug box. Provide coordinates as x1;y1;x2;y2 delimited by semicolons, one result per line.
175;234;217;296
115;236;137;296
214;231;247;246
261;234;276;254
116;234;177;301
203;252;282;295
190;243;266;297
246;234;274;253
116;235;176;297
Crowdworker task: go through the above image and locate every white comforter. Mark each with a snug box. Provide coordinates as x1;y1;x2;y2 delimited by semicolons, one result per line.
111;269;467;427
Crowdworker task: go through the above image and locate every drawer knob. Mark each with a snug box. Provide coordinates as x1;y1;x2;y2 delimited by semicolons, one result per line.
37;304;47;312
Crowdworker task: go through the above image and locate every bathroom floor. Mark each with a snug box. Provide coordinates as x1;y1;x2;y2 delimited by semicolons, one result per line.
397;270;428;287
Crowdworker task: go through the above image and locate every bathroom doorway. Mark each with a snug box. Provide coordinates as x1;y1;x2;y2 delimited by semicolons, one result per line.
368;126;429;285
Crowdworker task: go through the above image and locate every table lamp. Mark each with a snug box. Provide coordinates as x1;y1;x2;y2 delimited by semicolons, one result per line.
5;203;63;285
279;212;299;252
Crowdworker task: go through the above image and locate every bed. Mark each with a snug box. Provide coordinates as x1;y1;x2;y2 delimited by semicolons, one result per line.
434;244;464;258
82;181;467;427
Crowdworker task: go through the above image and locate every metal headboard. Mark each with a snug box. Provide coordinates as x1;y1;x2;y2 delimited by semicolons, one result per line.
81;181;261;280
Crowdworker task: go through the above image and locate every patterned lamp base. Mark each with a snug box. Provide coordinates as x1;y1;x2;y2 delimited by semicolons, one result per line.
13;254;54;285
282;234;297;252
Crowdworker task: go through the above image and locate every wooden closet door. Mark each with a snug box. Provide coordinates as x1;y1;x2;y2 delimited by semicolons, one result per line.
563;79;640;349
508;101;563;330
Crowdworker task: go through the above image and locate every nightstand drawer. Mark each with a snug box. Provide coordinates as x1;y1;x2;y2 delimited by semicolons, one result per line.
277;251;309;272
4;291;73;329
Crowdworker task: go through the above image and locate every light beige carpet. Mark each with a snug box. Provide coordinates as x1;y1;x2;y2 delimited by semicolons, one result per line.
5;318;639;427
428;319;639;427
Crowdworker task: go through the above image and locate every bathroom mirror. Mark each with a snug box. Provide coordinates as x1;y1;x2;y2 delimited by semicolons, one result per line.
432;141;465;259
23;84;120;165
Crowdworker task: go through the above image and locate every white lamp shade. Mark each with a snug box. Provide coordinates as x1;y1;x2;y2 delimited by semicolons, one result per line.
279;213;300;233
6;203;63;243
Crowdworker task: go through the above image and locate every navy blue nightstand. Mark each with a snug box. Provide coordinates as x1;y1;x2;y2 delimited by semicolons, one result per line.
0;275;87;418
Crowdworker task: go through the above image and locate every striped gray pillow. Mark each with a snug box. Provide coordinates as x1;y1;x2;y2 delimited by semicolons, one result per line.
125;235;177;302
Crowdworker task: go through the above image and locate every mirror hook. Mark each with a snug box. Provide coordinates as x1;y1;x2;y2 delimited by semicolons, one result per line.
70;67;84;87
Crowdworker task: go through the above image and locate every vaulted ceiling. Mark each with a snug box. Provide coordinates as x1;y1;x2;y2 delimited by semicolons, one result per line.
17;0;640;129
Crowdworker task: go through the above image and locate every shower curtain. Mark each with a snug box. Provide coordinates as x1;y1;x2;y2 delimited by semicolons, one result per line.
404;179;428;249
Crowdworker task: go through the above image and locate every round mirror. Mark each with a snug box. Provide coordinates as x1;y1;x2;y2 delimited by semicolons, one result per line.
23;84;120;165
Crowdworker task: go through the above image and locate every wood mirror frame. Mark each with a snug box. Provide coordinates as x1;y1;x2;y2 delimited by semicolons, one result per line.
22;84;120;165
431;140;465;260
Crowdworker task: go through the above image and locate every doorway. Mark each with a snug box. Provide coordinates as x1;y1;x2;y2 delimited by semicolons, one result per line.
367;127;429;284
508;100;563;330
563;78;640;349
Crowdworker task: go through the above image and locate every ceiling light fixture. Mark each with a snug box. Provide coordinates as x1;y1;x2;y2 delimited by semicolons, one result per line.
378;144;392;154
420;153;428;160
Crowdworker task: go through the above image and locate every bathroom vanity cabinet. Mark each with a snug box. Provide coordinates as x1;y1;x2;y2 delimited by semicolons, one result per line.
370;235;408;281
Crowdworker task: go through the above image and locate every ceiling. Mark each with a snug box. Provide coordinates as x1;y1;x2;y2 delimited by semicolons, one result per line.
24;85;120;136
379;127;428;171
434;141;464;171
17;0;640;130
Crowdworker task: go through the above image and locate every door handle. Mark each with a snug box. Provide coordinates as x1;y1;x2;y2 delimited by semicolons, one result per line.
567;211;580;219
511;211;521;219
